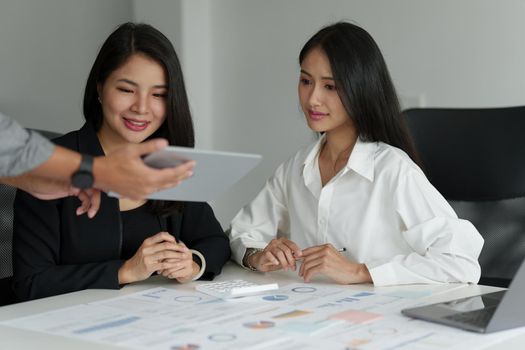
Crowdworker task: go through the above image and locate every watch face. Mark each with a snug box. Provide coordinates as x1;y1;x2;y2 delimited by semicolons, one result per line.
72;171;94;189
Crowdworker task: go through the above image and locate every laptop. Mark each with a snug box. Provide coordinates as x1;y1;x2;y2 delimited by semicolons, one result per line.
109;146;261;202
401;258;525;333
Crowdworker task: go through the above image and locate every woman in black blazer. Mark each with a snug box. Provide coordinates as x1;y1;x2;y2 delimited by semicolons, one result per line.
12;23;231;301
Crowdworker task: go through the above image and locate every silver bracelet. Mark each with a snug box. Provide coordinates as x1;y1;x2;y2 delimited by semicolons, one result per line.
243;248;263;271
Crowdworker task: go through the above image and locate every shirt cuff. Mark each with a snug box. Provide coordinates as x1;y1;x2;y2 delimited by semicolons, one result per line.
230;238;267;266
366;262;398;287
190;249;206;281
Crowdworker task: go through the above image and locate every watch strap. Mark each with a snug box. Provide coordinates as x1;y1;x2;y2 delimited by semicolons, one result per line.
72;154;94;189
78;154;94;173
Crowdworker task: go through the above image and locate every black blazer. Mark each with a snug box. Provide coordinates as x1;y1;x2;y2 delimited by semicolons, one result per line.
13;123;231;301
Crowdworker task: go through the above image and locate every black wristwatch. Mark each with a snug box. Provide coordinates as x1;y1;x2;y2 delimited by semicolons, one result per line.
72;154;94;189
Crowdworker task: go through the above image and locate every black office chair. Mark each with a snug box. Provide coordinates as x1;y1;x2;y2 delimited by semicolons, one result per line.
0;129;61;306
403;106;525;287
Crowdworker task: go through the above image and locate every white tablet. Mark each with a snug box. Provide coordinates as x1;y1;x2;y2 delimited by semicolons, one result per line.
110;146;261;202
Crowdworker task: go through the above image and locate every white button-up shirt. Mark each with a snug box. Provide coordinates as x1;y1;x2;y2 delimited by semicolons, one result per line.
228;136;484;286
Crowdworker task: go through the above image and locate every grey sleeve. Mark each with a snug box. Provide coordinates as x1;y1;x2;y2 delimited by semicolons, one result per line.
0;113;55;177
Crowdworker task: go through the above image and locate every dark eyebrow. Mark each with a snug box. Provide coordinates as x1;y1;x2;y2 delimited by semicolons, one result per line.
299;69;334;81
117;79;167;89
300;69;312;77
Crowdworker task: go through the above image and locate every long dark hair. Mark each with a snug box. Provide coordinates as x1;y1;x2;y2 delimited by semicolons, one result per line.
84;22;193;215
299;22;420;165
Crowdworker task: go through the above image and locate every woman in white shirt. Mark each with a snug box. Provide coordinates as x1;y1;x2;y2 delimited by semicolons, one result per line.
227;22;484;286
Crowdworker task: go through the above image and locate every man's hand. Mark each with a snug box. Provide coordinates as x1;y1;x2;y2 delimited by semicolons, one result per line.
94;139;195;200
0;138;193;216
1;173;100;218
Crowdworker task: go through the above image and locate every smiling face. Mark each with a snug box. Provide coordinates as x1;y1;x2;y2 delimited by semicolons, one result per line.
298;47;354;135
97;53;168;152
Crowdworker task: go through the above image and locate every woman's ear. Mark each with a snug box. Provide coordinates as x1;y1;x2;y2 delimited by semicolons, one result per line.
96;84;102;102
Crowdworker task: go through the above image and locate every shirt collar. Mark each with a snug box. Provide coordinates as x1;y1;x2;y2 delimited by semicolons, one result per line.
346;137;376;182
303;134;377;182
303;135;324;169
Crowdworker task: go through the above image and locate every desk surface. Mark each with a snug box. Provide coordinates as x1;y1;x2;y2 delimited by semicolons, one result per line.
0;262;522;350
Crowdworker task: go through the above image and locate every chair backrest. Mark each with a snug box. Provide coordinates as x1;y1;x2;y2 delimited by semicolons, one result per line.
0;184;16;280
0;129;61;306
404;106;525;287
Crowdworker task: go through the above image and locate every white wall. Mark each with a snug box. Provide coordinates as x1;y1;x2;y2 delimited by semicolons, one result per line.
0;0;133;133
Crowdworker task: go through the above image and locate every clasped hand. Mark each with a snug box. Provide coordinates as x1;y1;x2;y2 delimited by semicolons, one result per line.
118;232;199;284
248;238;372;284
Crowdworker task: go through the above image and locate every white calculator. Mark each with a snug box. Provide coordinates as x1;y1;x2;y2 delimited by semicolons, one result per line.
196;279;279;299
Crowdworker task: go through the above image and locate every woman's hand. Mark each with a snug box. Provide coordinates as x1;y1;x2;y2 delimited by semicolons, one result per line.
118;232;188;284
248;238;303;272
298;244;372;284
158;241;199;283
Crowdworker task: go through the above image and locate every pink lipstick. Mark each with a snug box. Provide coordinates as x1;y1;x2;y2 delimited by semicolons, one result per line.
309;110;328;121
123;117;150;132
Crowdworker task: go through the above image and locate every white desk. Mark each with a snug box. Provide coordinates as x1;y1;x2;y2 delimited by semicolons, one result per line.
0;262;522;350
